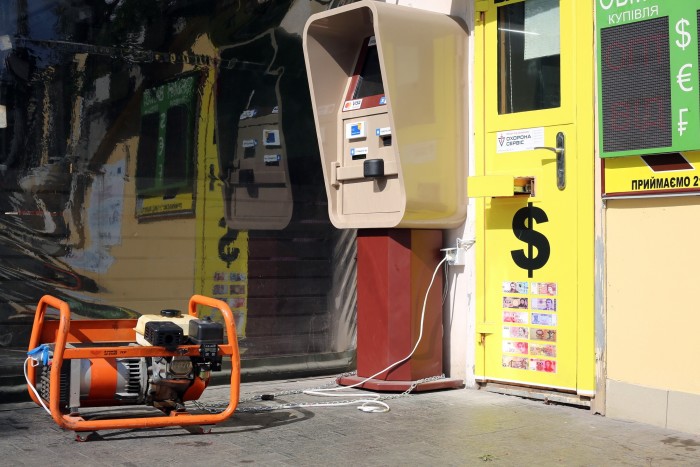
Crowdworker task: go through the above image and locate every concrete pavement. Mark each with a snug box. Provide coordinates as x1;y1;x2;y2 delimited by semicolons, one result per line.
2;375;700;466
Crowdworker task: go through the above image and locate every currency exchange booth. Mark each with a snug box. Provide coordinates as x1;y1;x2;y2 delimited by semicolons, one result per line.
468;0;596;403
303;1;468;390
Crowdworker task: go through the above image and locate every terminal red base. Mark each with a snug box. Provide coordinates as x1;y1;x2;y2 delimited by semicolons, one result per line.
337;375;464;392
347;229;461;393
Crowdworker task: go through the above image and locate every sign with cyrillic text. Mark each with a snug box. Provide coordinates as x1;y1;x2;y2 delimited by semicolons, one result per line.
603;151;700;197
597;0;700;158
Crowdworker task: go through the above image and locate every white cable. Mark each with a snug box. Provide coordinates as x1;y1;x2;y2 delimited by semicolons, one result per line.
303;255;449;412
24;357;51;415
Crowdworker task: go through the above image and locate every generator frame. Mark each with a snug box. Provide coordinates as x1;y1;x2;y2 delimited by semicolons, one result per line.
26;294;241;440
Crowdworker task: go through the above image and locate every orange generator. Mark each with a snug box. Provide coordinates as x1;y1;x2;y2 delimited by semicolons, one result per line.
25;294;240;441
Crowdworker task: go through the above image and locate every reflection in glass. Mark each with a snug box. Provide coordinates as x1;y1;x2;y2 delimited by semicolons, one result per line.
0;1;356;388
164;104;189;191
497;0;561;114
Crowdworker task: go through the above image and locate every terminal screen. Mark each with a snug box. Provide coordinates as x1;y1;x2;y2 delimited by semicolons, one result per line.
353;40;384;99
344;36;386;110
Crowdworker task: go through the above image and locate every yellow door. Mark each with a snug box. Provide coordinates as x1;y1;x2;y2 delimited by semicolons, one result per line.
471;0;595;395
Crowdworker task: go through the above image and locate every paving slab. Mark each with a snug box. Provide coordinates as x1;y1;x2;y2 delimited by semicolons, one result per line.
2;375;700;466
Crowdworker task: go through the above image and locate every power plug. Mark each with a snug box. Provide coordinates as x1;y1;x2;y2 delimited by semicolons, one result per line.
442;238;475;266
441;247;459;265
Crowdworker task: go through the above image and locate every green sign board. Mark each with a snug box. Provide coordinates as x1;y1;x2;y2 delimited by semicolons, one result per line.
597;0;700;158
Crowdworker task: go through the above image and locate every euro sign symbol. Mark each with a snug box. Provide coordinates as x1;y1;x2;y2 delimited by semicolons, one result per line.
677;64;694;92
511;202;550;278
676;19;691;51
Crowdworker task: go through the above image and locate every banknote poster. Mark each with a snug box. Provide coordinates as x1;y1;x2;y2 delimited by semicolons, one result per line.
502;281;529;294
530;327;557;342
503;311;528;323
530;358;556;373
529;343;556;357
503;356;529;370
531;298;556;311
503;340;529;354
503;296;529;309
503;326;529;339
531;313;557;326
531;282;557;296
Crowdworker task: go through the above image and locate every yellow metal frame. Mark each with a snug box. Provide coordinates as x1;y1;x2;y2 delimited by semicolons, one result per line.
473;0;595;395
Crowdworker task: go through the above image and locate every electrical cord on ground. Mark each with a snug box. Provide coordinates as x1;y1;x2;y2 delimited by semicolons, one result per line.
300;255;449;413
190;372;448;414
190;254;451;415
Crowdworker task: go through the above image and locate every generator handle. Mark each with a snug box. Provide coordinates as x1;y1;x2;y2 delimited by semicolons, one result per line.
27;295;72;427
187;294;241;417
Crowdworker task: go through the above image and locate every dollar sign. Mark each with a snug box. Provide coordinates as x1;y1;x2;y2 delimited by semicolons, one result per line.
511;202;550;278
676;19;691;51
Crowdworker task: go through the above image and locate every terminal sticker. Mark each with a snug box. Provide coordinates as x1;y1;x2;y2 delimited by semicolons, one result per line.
263;129;280;146
343;99;362;111
346;121;366;139
376;127;392;136
240;109;257;120
350;147;369;160
264;154;281;166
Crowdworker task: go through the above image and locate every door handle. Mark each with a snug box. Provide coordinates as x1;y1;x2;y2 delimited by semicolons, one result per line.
534;132;566;190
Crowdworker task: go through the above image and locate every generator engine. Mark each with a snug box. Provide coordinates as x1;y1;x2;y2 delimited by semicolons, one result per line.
35;309;225;413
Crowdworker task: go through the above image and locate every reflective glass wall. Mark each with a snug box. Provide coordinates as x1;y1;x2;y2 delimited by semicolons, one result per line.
0;0;359;397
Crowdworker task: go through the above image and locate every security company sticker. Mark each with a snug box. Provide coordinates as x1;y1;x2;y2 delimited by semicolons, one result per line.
496;127;545;154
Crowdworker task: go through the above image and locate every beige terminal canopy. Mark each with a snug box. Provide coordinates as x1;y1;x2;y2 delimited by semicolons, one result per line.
303;1;468;229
